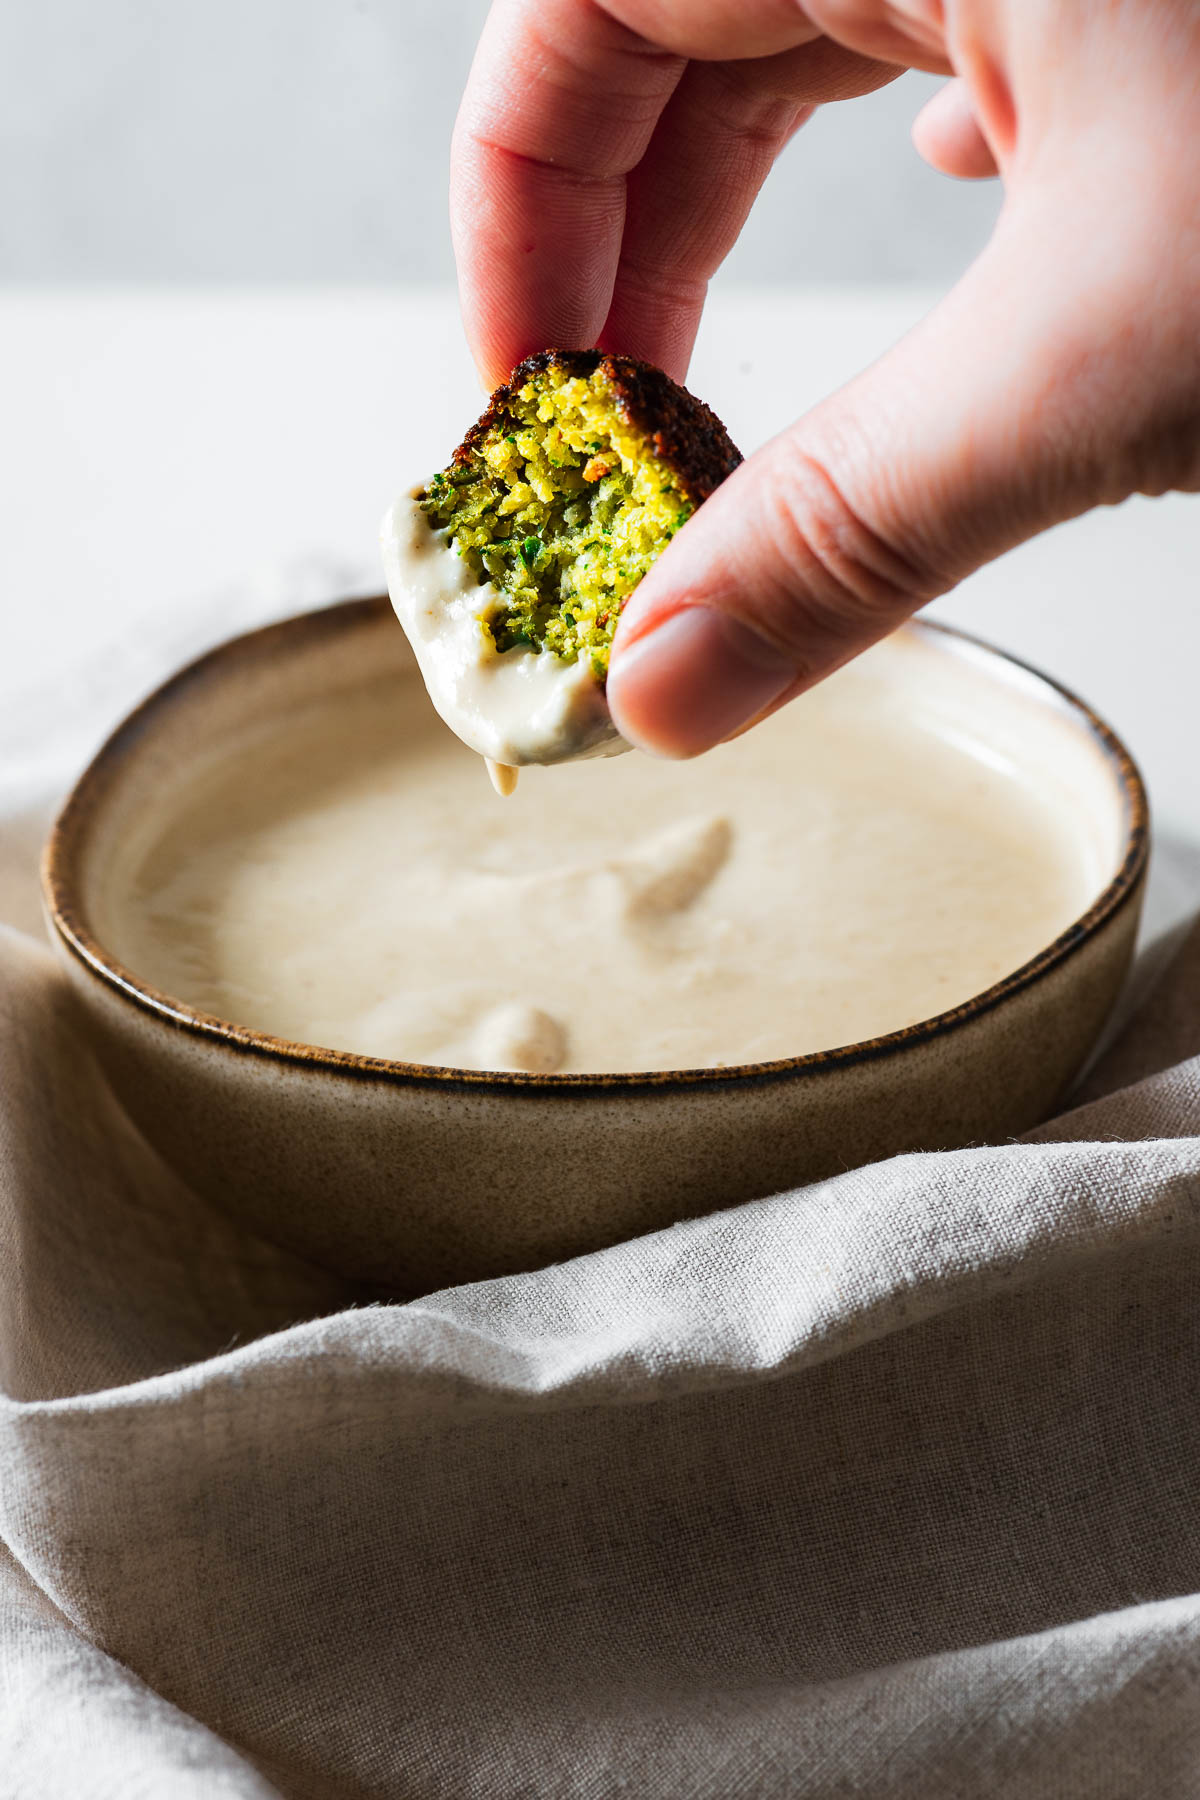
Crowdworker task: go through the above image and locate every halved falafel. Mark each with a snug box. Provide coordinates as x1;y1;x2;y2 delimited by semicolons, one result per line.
382;350;741;771
421;351;741;676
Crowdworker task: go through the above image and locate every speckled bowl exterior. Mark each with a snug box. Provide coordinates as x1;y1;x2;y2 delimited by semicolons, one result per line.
42;598;1148;1293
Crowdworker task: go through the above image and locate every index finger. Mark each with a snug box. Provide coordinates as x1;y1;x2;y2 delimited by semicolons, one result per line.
450;0;686;389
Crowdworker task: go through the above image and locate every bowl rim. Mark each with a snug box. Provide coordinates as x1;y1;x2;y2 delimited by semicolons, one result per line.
42;595;1150;1096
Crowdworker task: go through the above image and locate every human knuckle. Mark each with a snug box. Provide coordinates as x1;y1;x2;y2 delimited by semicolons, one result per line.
613;254;707;315
761;440;936;647
700;63;809;153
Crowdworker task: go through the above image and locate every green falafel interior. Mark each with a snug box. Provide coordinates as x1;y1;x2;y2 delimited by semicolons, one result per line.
417;350;742;680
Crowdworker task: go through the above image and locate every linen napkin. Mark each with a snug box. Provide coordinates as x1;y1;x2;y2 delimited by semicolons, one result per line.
3;587;1200;1799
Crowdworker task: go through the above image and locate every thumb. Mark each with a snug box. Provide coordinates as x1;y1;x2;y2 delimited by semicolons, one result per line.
607;199;1178;758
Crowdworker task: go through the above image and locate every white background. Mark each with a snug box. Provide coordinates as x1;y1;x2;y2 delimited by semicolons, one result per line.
0;1;998;283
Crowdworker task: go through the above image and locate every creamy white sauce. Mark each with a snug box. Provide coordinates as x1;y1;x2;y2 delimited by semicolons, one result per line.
380;491;626;768
106;637;1111;1075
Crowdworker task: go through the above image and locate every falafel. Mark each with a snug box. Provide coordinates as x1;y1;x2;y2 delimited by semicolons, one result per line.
381;349;741;771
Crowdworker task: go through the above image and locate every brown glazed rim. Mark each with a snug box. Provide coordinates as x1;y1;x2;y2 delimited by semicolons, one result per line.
42;596;1150;1097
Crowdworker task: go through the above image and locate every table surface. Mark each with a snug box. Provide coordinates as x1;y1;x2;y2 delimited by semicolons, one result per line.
2;287;1197;843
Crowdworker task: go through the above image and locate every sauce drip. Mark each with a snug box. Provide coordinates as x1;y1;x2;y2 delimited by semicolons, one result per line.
485;759;519;798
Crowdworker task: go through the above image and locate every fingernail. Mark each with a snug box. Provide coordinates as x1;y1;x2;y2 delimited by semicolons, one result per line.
608;608;795;759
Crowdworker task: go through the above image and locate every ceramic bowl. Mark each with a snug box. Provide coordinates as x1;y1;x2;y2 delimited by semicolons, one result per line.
42;597;1148;1293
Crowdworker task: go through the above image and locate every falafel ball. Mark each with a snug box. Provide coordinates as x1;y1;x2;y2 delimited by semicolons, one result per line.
418;349;743;681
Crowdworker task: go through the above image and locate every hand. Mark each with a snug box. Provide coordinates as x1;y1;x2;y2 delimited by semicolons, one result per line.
452;1;1200;757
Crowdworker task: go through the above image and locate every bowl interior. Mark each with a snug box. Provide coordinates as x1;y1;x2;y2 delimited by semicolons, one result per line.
44;597;1147;1083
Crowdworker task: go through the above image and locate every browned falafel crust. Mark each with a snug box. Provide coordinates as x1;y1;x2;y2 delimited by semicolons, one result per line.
420;348;743;672
453;349;743;506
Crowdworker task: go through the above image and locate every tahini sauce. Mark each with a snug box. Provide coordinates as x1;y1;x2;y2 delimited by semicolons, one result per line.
380;492;627;773
110;641;1104;1074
